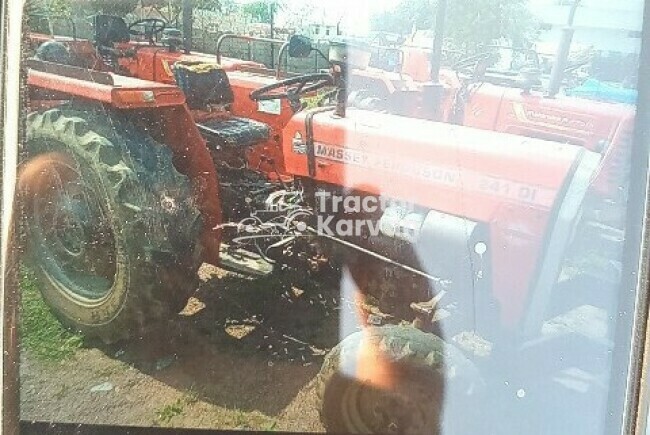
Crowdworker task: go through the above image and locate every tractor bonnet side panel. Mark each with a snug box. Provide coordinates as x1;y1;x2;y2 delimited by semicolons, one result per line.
284;109;579;218
283;109;586;326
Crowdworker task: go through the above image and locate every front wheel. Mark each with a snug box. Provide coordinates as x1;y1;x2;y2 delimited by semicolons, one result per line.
316;325;479;434
20;108;203;343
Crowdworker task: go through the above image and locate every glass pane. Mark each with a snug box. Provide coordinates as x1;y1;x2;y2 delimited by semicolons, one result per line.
14;0;647;433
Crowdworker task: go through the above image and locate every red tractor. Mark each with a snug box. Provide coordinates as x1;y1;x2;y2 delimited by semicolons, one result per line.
21;10;631;434
346;41;636;154
335;1;637;192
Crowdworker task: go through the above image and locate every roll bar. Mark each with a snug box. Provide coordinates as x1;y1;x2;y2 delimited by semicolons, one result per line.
276;41;290;78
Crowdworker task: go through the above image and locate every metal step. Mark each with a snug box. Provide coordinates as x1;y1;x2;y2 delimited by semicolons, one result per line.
219;244;274;277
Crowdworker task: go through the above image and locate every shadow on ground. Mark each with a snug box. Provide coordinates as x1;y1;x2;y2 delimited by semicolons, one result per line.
99;265;343;416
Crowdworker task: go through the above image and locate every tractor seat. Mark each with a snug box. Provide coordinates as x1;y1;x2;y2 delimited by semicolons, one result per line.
197;117;271;149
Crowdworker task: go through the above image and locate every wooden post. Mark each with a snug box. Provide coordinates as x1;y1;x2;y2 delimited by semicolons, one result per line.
182;0;194;53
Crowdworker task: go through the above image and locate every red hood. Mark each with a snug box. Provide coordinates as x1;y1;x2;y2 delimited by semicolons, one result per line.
468;85;636;152
284;108;585;222
283;109;601;326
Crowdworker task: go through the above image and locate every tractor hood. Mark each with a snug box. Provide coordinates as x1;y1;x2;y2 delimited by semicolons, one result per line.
284;108;599;223
467;84;636;153
283;109;602;326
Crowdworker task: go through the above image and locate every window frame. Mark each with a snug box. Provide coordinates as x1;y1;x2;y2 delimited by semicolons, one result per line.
3;1;650;434
604;2;650;433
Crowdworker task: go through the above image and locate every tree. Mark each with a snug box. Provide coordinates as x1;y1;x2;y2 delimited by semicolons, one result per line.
281;0;320;30
371;0;432;36
78;0;140;16
220;0;238;14
141;0;223;23
60;0;224;22
371;0;536;54
26;0;73;17
26;0;74;34
242;0;283;24
26;0;225;39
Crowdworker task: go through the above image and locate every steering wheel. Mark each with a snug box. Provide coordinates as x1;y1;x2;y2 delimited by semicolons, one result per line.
128;18;167;41
250;73;334;110
452;52;494;77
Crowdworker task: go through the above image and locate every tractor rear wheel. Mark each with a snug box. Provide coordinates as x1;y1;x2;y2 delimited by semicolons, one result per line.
316;325;479;434
20;108;203;343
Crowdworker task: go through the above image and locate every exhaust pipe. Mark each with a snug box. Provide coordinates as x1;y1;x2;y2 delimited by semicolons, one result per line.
547;0;581;97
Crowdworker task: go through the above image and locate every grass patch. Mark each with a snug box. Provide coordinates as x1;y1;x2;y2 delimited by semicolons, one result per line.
229;409;278;431
183;385;200;405
20;267;84;362
156;398;185;424
265;420;279;431
156;387;202;425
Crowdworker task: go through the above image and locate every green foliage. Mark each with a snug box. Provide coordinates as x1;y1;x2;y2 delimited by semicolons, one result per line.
27;0;139;18
143;0;223;24
26;0;72;18
371;0;432;36
142;0;222;9
29;0;224;23
372;0;537;54
145;0;224;13
242;0;283;24
20;267;84;362
156;398;185;423
80;0;137;16
219;0;238;14
195;0;223;11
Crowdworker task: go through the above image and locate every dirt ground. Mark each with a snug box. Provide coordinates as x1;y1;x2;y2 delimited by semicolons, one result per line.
20;264;350;432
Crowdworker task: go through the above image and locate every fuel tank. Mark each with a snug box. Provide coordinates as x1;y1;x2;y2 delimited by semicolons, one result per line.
283;109;601;326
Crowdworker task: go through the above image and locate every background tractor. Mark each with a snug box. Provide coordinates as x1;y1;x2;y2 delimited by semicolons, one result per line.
20;3;634;434
331;0;636;203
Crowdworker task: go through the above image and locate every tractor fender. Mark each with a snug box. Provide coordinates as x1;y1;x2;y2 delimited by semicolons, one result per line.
26;63;223;264
155;105;223;265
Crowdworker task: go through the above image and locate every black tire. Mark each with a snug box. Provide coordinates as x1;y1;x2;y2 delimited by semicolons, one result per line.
316;325;479;434
21;107;203;343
